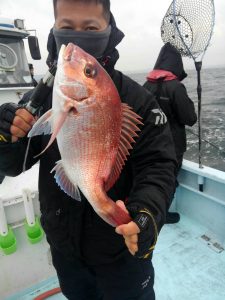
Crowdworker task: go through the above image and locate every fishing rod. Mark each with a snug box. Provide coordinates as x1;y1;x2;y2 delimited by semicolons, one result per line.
25;63;57;115
186;128;225;157
161;0;216;168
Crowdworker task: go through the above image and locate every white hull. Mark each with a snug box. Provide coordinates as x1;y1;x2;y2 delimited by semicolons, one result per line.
0;160;225;299
0;165;56;298
0;87;33;106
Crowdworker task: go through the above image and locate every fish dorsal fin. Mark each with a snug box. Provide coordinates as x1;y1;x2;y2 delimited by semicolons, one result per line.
105;103;143;191
51;160;81;201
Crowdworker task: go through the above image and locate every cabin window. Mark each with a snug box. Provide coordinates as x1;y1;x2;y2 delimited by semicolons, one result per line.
0;37;33;87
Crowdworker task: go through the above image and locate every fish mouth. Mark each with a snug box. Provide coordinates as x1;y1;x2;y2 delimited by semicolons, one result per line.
63;43;74;62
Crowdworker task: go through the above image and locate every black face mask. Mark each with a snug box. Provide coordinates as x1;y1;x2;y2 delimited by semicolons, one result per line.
53;25;111;58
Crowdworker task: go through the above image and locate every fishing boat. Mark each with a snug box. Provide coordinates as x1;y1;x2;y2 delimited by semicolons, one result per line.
1;159;224;299
0;17;225;300
0;17;41;106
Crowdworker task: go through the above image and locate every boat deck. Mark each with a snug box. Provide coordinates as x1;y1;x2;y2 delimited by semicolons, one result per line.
5;214;225;300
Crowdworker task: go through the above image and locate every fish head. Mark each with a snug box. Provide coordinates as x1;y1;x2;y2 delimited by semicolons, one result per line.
55;43;117;114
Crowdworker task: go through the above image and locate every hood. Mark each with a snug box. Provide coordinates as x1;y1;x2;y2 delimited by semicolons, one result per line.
153;42;187;81
46;28;57;68
46;13;124;74
98;12;124;73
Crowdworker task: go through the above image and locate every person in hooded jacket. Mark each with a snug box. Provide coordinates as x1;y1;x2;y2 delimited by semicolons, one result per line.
0;1;177;299
143;42;197;224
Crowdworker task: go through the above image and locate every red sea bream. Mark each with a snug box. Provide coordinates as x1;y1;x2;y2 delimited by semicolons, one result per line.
28;43;142;227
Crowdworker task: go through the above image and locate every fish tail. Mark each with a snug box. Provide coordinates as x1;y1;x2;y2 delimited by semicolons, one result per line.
96;195;132;227
91;186;132;226
110;201;132;226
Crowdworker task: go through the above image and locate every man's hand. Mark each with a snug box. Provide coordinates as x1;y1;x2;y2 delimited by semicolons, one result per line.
0;103;35;143
11;108;35;142
115;200;140;256
116;201;158;258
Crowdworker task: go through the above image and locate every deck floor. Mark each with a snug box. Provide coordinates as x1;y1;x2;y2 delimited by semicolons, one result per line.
5;215;225;300
153;215;225;300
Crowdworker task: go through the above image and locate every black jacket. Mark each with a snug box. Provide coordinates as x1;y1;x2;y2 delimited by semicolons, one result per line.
0;20;177;265
144;43;197;165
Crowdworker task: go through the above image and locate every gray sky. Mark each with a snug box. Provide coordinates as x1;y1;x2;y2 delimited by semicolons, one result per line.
0;0;224;74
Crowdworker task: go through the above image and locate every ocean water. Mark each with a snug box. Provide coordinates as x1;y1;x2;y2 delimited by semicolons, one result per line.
128;67;225;171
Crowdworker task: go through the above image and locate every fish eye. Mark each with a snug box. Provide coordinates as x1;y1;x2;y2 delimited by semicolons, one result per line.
84;64;97;78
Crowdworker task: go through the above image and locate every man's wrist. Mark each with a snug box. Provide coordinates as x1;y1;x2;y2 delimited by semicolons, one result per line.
0;133;9;143
136;209;158;256
0;103;18;143
128;206;158;258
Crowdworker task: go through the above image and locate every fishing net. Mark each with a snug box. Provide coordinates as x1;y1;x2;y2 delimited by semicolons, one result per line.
161;0;215;61
160;0;215;169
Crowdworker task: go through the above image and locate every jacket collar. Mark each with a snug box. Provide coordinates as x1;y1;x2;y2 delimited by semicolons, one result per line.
98;13;124;74
147;69;178;82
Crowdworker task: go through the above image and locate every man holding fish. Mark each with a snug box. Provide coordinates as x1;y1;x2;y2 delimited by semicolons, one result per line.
0;0;177;299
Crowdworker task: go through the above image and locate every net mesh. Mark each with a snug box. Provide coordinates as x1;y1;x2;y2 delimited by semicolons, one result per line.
161;0;215;59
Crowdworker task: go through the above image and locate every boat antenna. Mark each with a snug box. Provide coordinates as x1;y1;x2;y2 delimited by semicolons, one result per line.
161;0;215;168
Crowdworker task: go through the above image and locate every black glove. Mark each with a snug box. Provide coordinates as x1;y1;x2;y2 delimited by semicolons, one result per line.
0;103;18;143
128;207;158;259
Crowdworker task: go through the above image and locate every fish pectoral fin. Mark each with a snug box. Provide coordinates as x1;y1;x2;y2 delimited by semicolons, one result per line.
30;110;68;158
105;103;143;192
28;109;53;137
51;160;81;201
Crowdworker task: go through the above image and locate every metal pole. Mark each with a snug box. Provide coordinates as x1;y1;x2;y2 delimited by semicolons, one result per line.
195;61;203;169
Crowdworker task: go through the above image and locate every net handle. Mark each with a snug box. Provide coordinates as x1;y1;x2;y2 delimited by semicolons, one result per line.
172;0;215;169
